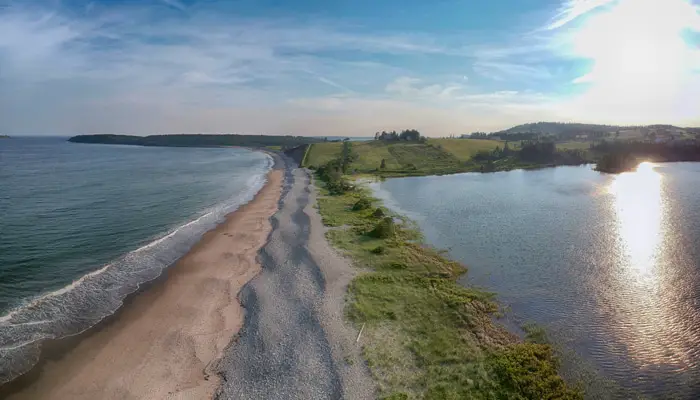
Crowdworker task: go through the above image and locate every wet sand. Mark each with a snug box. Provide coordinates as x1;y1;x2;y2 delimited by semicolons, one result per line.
6;168;283;400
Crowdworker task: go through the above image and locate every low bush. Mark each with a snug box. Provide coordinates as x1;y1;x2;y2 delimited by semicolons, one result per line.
370;246;386;255
352;198;372;211
369;217;396;239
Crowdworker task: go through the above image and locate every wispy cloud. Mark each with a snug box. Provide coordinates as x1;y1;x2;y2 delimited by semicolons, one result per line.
160;0;187;11
385;77;464;100
547;0;615;30
316;76;353;93
8;0;695;135
473;61;552;81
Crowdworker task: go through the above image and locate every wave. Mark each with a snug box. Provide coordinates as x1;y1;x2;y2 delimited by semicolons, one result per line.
0;154;272;385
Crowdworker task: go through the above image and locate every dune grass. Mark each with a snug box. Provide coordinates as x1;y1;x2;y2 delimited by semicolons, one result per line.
315;183;583;400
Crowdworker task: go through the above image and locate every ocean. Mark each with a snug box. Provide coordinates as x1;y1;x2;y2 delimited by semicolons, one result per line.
0;137;271;384
372;163;700;399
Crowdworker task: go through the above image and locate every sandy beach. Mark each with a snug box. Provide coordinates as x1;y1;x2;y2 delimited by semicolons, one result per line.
5;167;283;400
216;160;374;400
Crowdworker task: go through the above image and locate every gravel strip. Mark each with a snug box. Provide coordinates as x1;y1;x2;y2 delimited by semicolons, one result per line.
215;156;375;400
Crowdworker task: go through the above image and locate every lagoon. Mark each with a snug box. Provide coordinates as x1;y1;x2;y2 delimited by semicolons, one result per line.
372;163;700;399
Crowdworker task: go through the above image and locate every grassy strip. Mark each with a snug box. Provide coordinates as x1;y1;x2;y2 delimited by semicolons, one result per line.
315;183;583;400
300;144;313;167
305;141;585;178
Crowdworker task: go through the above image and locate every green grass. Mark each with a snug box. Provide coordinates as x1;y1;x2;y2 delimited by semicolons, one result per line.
306;141;470;176
428;139;504;161
307;138;593;178
304;142;343;167
556;141;593;151
315;182;583;400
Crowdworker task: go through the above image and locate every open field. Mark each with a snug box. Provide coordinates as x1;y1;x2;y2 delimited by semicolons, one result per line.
304;137;604;177
556;141;593;151
305;139;503;168
303;142;343;166
304;139;503;175
428;138;504;160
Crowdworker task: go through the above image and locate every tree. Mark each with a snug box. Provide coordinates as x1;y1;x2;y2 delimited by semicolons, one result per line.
380;159;386;169
377;129;421;142
398;129;421;141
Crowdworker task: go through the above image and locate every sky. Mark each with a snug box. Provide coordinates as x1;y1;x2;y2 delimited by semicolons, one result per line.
1;0;700;136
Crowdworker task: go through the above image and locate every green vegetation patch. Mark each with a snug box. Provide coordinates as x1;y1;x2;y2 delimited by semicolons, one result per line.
304;142;343;167
428;139;504;161
68;134;320;148
314;173;582;400
555;141;593;151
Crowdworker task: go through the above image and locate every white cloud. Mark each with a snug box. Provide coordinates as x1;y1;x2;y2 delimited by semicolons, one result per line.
5;0;697;136
556;0;700;124
385;77;464;100
547;0;615;30
5;3;535;135
473;61;552;81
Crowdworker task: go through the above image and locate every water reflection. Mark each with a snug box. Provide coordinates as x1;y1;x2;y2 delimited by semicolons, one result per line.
606;162;694;372
608;162;663;277
377;164;700;396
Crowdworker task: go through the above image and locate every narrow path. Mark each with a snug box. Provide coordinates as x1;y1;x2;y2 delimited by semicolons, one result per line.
216;157;374;400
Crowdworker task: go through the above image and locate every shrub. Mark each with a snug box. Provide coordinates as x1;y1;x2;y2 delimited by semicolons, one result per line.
372;208;385;218
382;393;408;400
326;178;354;195
370;246;386;254
317;160;354;195
352;198;372;211
490;343;583;400
369;217;396;238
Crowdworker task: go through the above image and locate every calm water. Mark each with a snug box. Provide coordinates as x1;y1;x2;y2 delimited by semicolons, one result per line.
0;137;271;384
372;163;700;399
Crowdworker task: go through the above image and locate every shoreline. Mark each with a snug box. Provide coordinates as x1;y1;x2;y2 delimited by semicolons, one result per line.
215;156;374;399
2;164;283;399
312;160;583;398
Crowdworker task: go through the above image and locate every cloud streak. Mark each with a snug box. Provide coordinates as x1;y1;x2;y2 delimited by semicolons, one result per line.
3;0;697;136
547;0;615;30
160;0;187;11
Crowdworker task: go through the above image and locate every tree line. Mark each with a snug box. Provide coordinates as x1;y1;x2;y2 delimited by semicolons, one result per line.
374;129;424;142
69;134;321;149
471;140;587;171
591;140;700;172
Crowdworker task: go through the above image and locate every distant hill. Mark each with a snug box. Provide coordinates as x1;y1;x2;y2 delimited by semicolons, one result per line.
492;122;699;141
495;122;621;136
0;135;9;139
68;134;322;149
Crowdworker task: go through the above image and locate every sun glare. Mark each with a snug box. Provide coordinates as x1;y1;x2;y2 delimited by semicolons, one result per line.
568;0;700;123
608;161;662;276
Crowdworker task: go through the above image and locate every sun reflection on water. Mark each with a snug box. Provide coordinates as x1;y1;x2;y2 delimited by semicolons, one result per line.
605;162;696;371
608;162;663;277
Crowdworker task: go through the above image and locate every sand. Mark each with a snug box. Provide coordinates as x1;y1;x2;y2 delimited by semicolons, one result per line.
6;168;282;400
216;158;375;399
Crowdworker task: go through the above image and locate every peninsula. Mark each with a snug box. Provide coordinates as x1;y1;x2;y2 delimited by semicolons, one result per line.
68;133;321;149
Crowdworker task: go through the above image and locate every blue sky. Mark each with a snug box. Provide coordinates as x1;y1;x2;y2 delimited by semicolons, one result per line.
1;0;700;136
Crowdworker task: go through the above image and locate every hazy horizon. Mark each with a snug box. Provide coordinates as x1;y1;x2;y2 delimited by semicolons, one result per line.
2;0;700;136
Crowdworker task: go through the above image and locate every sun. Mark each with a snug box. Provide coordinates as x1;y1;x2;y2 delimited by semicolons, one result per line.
566;0;700;123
